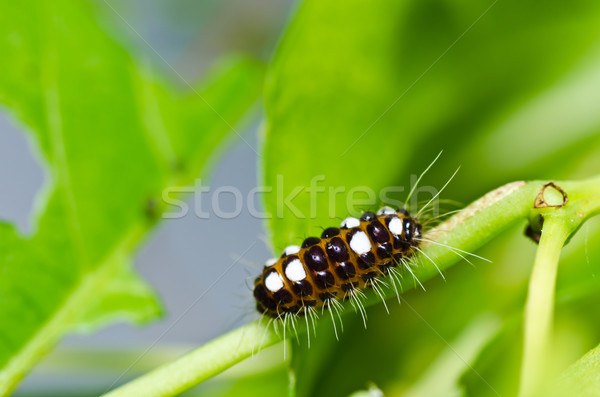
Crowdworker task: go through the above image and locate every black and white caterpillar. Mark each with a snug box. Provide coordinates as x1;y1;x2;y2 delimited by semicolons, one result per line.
253;206;422;322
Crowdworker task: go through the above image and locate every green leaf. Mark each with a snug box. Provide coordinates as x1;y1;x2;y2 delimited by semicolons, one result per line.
71;261;162;332
263;1;416;250
262;0;600;252
552;343;600;397
0;0;263;393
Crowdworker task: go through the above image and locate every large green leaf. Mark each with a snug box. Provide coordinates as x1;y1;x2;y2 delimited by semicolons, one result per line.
261;0;600;396
262;0;600;252
0;0;263;394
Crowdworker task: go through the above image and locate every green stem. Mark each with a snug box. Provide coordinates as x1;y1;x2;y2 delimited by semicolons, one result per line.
103;322;279;397
518;216;570;397
517;176;600;396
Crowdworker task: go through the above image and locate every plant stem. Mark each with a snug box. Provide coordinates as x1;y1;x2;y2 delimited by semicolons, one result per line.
518;215;570;397
103;322;279;397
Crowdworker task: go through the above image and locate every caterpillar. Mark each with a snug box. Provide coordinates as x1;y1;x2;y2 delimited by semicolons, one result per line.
252;206;422;322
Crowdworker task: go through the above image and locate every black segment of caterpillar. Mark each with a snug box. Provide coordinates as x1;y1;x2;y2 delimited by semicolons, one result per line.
253;206;422;319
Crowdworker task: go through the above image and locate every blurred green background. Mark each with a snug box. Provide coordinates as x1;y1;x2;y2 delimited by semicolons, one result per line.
1;0;600;396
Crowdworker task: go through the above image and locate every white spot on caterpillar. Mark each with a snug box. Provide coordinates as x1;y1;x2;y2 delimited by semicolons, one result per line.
284;258;306;282
265;271;284;292
266;258;277;267
377;206;396;215
283;245;300;256
349;231;371;255
388;217;403;235
341;217;360;229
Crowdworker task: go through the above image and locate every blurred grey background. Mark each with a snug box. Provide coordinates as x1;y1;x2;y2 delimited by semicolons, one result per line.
0;0;293;393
